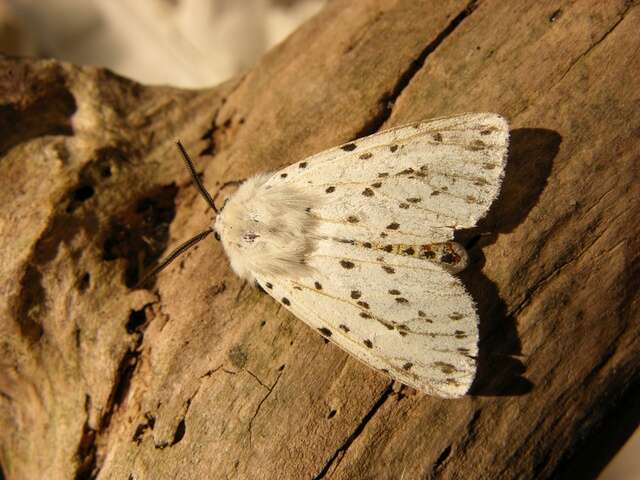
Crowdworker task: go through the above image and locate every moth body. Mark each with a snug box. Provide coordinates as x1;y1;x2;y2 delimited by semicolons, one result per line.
170;113;508;397
214;173;321;283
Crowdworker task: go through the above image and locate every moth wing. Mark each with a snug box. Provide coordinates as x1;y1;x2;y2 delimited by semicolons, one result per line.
265;112;508;244
257;239;478;398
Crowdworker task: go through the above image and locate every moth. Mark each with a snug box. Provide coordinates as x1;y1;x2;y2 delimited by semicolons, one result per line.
141;113;509;398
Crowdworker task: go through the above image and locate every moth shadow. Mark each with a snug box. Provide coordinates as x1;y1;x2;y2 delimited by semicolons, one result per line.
456;128;562;396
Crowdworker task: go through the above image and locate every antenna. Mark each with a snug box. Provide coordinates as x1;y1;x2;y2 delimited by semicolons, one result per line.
135;142;218;288
136;228;213;288
176;140;218;213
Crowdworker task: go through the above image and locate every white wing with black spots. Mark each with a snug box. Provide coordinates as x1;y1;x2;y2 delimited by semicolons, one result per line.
208;112;509;397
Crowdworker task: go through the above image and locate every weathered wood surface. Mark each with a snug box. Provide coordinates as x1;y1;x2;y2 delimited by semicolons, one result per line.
1;1;639;478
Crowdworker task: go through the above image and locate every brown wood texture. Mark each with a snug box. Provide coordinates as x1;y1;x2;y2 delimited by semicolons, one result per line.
1;1;639;479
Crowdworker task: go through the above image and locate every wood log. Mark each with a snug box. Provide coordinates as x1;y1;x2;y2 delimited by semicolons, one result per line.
1;1;639;478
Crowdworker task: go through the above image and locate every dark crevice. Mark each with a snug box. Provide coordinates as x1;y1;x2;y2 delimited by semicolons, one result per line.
170;390;198;447
125;308;147;334
156;382;205;449
75;395;97;480
73;184;95;201
103;184;178;288
78;305;154;478
199;106;246;158
354;0;478;138
78;272;91;293
132;413;156;444
314;382;393;479
171;419;186;446
199;144;215;157
99;306;150;432
99;345;140;430
15;264;45;342
434;445;452;471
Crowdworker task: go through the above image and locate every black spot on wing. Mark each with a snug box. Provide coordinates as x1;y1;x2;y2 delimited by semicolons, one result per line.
389;145;398;152
341;143;357;151
314;281;323;290
468;139;486;151
441;253;455;264
350;290;362;299
340;260;355;269
318;327;332;337
280;173;288;178
281;297;290;306
363;339;373;348
362;188;374;197
434;361;457;374
325;186;336;193
339;324;350;332
299;161;307;168
359;152;373;159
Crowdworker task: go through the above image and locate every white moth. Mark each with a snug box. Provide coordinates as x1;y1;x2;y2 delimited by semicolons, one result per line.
145;113;509;398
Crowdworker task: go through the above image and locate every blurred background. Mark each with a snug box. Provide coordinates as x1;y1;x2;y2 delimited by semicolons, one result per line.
0;0;324;87
0;1;637;478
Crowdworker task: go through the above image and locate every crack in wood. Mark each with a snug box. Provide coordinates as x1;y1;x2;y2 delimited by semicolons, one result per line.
248;371;283;447
354;0;479;138
74;302;157;478
313;382;394;479
557;2;636;85
244;369;270;390
509;222;612;319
